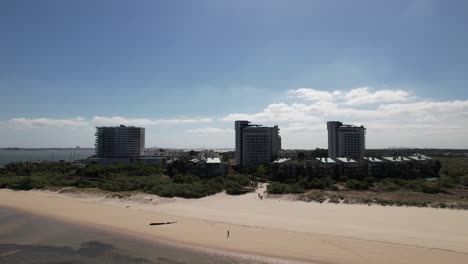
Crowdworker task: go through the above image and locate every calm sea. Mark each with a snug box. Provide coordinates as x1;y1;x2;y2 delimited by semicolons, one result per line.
0;208;266;264
0;149;95;166
0;149;235;167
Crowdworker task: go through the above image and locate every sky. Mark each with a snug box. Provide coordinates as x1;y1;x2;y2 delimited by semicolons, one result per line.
1;0;468;149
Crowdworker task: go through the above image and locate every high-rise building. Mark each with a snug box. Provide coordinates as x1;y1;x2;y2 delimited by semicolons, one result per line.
327;121;365;159
95;125;145;158
235;121;281;166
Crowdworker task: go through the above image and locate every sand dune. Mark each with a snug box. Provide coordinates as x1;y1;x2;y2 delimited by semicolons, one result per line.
1;188;468;264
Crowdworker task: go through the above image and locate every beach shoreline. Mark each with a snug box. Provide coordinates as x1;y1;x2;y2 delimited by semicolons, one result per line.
0;207;275;264
1;188;468;264
0;203;314;263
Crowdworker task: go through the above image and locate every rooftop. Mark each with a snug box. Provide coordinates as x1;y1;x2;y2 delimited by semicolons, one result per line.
335;157;356;163
206;157;222;164
273;158;291;164
316;157;335;163
381;156;411;162
96;124;141;128
165;158;178;164
362;157;383;162
408;155;432;161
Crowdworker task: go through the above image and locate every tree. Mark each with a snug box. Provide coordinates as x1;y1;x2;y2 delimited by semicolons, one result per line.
297;152;305;160
433;160;442;175
221;153;230;162
462;176;468;187
255;165;267;178
313;148;328;158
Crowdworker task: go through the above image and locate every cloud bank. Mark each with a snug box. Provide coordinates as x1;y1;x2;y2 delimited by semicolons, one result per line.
8;116;214;128
8;117;88;128
3;87;468;148
288;87;411;105
220;87;468;148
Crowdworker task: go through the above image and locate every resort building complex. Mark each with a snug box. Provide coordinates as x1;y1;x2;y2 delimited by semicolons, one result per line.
235;121;281;166
327;121;366;159
88;121;436;181
95;125;145;158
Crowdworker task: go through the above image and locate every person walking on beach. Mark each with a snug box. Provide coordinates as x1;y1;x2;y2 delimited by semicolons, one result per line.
227;230;230;238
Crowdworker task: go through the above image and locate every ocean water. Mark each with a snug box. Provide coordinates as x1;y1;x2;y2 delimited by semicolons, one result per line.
0;149;95;166
0;208;266;264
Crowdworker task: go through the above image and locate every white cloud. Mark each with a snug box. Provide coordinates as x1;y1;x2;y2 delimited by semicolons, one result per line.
7;116;214;129
288;87;410;105
377;100;468;115
3;87;468;148
90;116;156;126
8;117;88;129
222;103;322;123
91;116;213;126
186;127;233;133
221;87;468;148
288;88;339;102
342;87;410;105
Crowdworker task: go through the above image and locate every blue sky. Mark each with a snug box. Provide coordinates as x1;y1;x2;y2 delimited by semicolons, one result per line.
1;0;468;148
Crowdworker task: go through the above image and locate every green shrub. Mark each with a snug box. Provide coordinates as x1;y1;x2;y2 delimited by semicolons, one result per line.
287;184;305;194
437;176;455;188
346;180;369;190
462;176;468;187
421;184;442;194
297;177;308;188
267;182;288;194
402;180;422;190
338;176;349;182
1;162;247;198
307;178;332;189
12;177;34;190
172;174;200;184
377;179;400;190
364;177;375;184
228;174;250;186
205;178;224;193
226;182;244;195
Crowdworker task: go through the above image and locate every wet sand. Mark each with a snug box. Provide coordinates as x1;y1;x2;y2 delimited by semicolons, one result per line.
1;188;468;264
0;208;267;264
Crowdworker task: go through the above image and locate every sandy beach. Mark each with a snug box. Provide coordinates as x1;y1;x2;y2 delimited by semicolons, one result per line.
1;187;468;264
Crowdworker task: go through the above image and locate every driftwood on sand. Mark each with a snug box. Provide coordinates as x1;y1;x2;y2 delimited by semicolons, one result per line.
149;221;177;226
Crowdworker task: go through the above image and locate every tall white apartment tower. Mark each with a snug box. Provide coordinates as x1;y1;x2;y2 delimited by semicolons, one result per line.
235;121;281;166
327;121;365;159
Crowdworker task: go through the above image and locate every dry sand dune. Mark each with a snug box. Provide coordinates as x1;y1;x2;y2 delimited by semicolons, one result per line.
1;188;468;264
